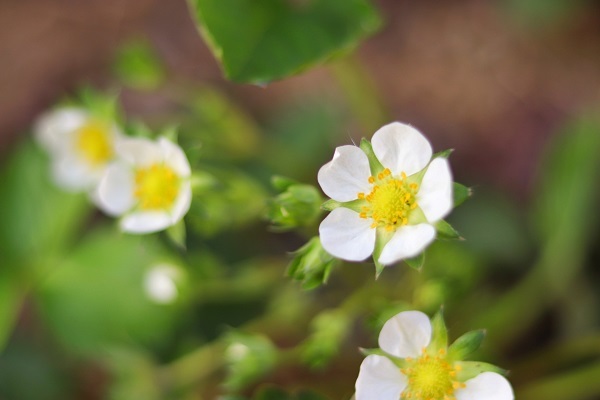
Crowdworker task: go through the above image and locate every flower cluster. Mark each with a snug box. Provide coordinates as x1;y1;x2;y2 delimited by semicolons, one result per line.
356;311;514;400
35;106;191;234
318;122;453;268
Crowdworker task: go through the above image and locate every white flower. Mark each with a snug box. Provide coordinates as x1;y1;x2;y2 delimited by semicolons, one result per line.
144;264;181;304
318;122;453;266
96;136;192;234
355;311;514;400
34;107;123;191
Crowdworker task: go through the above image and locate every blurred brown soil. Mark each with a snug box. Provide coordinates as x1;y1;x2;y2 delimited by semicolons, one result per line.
1;0;600;197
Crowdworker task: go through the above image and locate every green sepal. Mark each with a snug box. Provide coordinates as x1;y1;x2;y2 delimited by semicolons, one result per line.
448;329;486;361
77;86;121;122
373;228;394;278
433;148;454;159
160;124;180;143
358;347;387;357
267;182;323;231
321;199;342;211
429;308;448;352
360;138;385;176
453;183;472;207
321;198;365;213
287;237;339;290
405;251;425;271
124;120;154;139
435;220;463;240
455;361;508;381
166;219;186;250
359;348;409;369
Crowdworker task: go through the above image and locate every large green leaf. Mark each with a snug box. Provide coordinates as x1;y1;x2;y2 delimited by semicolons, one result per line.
189;0;381;83
37;229;183;354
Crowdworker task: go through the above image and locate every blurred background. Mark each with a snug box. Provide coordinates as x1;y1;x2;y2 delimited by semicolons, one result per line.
0;0;599;399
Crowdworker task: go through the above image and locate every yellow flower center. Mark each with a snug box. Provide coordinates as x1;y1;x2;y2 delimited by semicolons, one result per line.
134;164;180;210
401;349;464;400
357;168;419;231
75;120;114;165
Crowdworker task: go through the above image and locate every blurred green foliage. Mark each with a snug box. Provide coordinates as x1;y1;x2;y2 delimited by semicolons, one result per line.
2;2;600;399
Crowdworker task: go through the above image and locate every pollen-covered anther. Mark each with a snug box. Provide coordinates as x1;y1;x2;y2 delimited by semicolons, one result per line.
400;349;463;400
134;163;181;210
355;170;419;232
75;120;114;165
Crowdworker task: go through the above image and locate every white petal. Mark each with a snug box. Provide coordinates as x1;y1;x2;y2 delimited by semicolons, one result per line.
34;108;88;154
371;122;432;176
169;181;192;223
455;372;514;400
51;156;102;191
317;145;372;202
120;211;172;234
116;137;163;167
417;158;453;223
378;224;436;266
96;162;136;216
319;207;375;261
355;355;407;400
378;311;432;358
159;137;191;177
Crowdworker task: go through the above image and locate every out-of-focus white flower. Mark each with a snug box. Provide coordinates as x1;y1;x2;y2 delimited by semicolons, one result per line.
144;264;181;304
355;311;514;400
96;136;192;234
318;122;453;266
34;107;123;191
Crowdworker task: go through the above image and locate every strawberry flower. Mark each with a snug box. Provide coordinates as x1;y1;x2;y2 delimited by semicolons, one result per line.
318;122;453;269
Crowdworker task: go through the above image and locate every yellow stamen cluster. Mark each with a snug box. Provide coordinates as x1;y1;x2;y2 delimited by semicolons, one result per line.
75;120;114;165
401;349;465;400
134;164;180;210
357;168;419;231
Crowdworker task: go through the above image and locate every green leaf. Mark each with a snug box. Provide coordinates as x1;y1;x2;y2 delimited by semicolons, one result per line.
453;182;471;207
405;252;425;271
0;141;90;269
37;229;181;354
435;220;462;240
189;0;381;83
448;329;486;361
0;270;25;352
